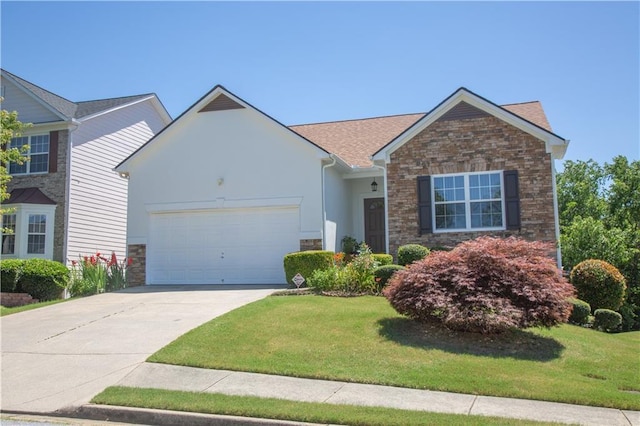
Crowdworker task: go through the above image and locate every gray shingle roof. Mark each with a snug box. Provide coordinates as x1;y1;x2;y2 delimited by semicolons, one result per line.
1;69;153;120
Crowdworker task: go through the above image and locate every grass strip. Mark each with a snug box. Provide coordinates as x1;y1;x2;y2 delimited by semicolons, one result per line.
149;295;640;410
93;386;562;426
0;299;67;316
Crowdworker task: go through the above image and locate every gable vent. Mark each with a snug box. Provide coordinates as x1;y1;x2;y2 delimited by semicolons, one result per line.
437;101;490;122
198;94;245;112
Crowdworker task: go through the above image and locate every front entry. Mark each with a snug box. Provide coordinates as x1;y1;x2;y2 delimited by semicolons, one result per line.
364;198;386;253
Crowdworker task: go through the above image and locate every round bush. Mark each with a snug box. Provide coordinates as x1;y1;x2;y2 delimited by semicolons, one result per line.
568;298;591;325
372;254;393;266
0;259;26;292
19;259;70;301
593;309;622;332
283;251;334;288
374;265;404;291
570;259;627;311
397;244;430;266
384;237;575;334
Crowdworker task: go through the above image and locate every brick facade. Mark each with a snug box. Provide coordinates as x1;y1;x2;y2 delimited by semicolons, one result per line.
300;239;323;251
126;244;146;286
386;116;556;257
7;130;69;262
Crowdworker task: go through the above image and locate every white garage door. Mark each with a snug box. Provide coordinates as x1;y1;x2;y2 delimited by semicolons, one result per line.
147;207;300;285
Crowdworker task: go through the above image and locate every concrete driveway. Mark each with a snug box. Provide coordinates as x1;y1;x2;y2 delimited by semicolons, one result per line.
1;285;277;413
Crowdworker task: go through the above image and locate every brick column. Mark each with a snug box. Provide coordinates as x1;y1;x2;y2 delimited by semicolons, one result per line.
127;244;146;286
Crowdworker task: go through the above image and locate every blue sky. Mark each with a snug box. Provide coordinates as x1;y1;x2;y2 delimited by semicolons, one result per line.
1;1;638;169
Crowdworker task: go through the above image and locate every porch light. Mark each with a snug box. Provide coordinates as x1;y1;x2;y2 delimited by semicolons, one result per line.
371;178;378;192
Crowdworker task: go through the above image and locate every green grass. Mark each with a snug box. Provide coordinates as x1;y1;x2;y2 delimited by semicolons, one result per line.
0;299;67;316
93;387;562;426
150;295;640;410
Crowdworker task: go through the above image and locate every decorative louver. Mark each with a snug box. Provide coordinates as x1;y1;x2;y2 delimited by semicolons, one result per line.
198;94;245;112
436;101;490;122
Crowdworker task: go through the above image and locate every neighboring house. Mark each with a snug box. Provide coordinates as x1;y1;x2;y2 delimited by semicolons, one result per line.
116;85;568;286
1;69;171;263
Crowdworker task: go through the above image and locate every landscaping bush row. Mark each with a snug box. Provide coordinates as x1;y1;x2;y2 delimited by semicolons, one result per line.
0;258;69;301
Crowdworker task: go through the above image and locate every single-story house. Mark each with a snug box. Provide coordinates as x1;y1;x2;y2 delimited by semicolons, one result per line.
115;85;568;286
1;69;171;263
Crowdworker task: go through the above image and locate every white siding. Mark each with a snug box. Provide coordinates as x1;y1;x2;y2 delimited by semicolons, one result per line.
0;76;62;124
124;105;325;248
324;166;352;252
66;100;167;262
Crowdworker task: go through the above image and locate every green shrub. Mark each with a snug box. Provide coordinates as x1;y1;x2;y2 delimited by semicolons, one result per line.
568;298;591;325
19;259;69;301
593;309;622;332
0;259;25;292
372;254;393;266
397;244;430;266
283;251;334;288
374;265;404;291
341;236;359;254
570;259;627;311
307;244;378;294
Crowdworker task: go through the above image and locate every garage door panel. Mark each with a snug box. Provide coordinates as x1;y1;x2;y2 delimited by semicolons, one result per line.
148;207;299;285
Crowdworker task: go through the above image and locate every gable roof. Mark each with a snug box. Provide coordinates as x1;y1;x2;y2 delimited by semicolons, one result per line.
116;85;329;172
1;69;164;122
289;94;562;168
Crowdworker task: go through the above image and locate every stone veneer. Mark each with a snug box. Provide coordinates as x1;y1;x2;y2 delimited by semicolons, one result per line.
126;244;146;287
6;130;69;262
300;239;323;251
386;116;557;258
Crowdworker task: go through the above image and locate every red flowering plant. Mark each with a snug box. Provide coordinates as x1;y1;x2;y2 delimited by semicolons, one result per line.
68;251;132;297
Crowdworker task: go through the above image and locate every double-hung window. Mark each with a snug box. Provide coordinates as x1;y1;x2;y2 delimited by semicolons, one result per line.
432;171;505;232
9;134;50;174
2;214;16;254
27;214;47;254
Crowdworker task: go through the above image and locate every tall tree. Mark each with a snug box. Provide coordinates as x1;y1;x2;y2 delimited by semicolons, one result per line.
556;159;607;229
1;102;30;232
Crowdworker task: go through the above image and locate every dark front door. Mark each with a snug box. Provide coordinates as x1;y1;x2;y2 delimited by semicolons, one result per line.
364;198;386;253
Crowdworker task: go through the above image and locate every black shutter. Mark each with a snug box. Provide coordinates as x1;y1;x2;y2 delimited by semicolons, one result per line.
417;176;432;234
504;170;520;230
48;131;58;173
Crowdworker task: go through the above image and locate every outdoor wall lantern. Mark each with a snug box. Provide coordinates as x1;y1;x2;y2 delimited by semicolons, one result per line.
371;178;378;192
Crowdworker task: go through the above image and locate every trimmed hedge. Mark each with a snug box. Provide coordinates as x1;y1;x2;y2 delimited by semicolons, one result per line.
568;298;591;325
570;259;627;311
372;254;393;266
374;264;404;291
0;259;26;292
283;251;334;287
19;259;69;301
593;309;622;332
397;244;430;266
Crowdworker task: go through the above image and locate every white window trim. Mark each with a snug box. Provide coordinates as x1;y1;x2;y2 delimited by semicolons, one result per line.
432;171;506;233
9;134;50;175
0;204;56;259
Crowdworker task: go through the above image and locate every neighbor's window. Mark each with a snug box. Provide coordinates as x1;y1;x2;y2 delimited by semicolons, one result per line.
2;214;16;254
9;134;50;174
27;214;47;254
433;172;504;231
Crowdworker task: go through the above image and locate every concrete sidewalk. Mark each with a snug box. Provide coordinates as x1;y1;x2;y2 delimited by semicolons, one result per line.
91;362;639;426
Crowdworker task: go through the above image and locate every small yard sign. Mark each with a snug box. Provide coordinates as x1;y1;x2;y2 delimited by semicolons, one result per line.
292;273;305;288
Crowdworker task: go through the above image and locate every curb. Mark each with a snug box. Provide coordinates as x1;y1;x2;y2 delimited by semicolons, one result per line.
61;404;334;426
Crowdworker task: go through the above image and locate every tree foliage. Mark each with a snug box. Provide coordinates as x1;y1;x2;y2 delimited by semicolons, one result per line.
1;102;30;230
557;156;640;330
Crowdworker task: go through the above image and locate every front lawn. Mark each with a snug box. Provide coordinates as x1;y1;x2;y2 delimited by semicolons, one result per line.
150;295;640;410
0;299;67;316
93;387;561;426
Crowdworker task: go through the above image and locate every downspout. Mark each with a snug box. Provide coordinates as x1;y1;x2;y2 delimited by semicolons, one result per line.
63;118;81;266
372;162;389;254
321;155;337;250
551;159;562;269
